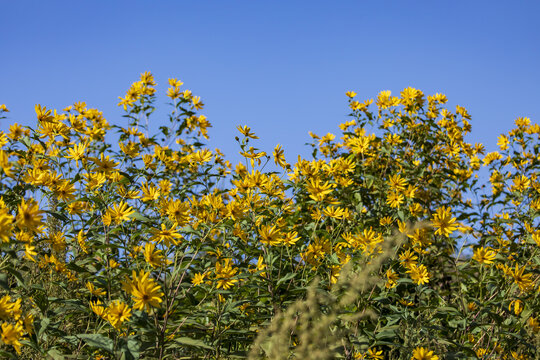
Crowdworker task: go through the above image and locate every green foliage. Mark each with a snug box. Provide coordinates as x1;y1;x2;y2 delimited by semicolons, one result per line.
0;75;538;359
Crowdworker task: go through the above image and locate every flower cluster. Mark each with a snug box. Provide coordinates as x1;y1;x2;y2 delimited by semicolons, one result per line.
0;76;537;358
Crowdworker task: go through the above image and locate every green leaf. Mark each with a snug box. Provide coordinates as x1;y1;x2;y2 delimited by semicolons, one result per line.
118;335;141;360
33;291;49;314
20;136;32;148
5;266;26;288
45;210;69;222
126;336;141;359
277;272;297;286
436;306;461;315
0;350;16;359
37;318;50;339
46;348;65;360
129;211;150;222
0;273;8;290
174;337;213;350
77;334;114;353
375;326;398;340
66;262;88;274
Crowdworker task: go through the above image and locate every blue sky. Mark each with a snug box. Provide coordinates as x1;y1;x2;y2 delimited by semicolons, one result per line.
1;1;539;168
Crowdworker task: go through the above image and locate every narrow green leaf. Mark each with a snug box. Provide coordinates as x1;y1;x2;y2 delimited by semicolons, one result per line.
77;334;114;353
174;337;213;350
277;272;297;286
5;267;26;288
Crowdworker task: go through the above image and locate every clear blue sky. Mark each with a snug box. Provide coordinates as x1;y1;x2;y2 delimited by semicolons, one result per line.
1;1;539;167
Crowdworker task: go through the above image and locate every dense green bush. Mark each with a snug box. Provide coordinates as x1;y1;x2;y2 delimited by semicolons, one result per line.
0;73;537;359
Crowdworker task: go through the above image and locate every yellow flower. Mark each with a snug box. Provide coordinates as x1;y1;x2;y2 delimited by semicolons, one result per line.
476;348;488;358
455;105;470;119
258;224;282;246
1;321;23;354
399;298;414;307
515;116;530;128
65;142;87;167
379;216;393;226
22;313;34;335
0;133;8;149
118;95;136;110
385;269;399;289
510;351;527;360
16;198;44;230
404;185;418;199
141;181;160;202
130;271;163;312
376;90;399;110
407;264;430;285
86;282;106;297
151;223;182;247
68;200;92;215
25;244;38;262
472;247;497;265
509;299;524;315
388;174;408;192
510;265;534;292
119;141;140;158
483;151;503;166
347;135;372;155
107;301;131;329
168;78;183;88
367;347;383;360
191;96;204;110
90;300;107;319
8;123;27;141
166;199;190;225
77;230;88;254
323;205;348;219
528;317;539;333
239;147;266;167
0;295;15;321
273;144;288;168
431;206;458;237
305;178;334;202
0;151;13;178
256;255;267;277
53;180;77;202
511;174;530;193
104;201;135;225
386;191;404;208
497;134;509;151
158;179;172;194
281;231;300;246
140;71;156;86
215;258;239;290
236;125;259;139
34;104;53;122
15;230;32;243
357;228;384;255
84;171;107;191
93;154;119;173
399;249;418;269
144;242;167;268
192;272;205;286
411;347;439;360
531;230;540;247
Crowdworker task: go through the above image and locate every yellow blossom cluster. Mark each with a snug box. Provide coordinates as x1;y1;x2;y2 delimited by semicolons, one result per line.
0;77;537;358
